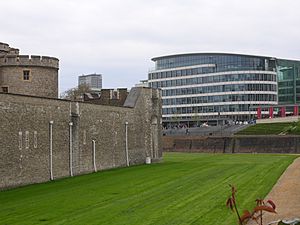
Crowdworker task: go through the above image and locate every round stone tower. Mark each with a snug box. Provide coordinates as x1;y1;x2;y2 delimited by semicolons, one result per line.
0;42;59;98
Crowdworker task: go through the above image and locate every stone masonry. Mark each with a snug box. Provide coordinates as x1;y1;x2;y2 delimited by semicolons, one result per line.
0;87;162;190
163;135;300;153
0;42;59;98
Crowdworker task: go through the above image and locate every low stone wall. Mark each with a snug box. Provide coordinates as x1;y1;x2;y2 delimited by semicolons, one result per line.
163;135;300;154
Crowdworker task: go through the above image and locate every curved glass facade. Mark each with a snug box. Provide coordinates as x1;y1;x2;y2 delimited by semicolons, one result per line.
149;53;300;126
152;53;276;71
148;53;284;125
151;72;277;88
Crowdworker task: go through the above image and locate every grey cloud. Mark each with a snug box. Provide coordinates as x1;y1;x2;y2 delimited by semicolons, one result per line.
1;0;300;92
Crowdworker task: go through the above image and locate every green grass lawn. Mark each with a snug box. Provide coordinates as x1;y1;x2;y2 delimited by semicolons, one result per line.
236;121;300;135
0;153;297;225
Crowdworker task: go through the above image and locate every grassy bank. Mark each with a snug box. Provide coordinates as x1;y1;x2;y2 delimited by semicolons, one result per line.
0;153;297;225
236;121;300;135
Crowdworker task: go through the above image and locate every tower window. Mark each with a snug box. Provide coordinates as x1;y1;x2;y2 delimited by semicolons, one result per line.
2;87;8;93
23;70;30;80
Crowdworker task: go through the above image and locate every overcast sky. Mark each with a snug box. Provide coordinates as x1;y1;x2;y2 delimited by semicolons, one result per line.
1;0;300;93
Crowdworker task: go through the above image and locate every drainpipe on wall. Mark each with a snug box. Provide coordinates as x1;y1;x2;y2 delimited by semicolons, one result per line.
69;122;73;177
49;121;54;180
125;122;129;167
92;140;97;172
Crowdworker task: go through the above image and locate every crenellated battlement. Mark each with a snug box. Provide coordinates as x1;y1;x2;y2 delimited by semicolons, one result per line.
0;55;59;69
7;48;19;55
0;42;10;54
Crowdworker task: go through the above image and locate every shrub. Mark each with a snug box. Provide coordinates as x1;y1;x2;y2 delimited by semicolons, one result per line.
226;185;300;225
226;185;276;225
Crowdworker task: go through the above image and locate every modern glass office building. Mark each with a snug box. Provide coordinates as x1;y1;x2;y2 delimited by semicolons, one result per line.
148;53;300;127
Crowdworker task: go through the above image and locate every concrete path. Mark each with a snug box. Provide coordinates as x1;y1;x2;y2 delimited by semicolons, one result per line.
249;156;300;224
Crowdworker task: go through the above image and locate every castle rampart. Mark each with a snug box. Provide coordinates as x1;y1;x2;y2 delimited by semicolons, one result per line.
0;42;59;98
0;42;10;54
0;55;59;69
0;87;162;190
0;42;19;55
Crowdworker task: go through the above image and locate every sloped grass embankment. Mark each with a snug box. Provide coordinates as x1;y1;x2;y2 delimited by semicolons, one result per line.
236;121;300;135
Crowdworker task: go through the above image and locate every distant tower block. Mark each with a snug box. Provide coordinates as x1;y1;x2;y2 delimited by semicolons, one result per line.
0;42;59;98
78;73;102;91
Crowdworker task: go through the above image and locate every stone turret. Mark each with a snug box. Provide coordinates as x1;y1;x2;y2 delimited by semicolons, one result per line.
0;42;19;56
0;42;59;98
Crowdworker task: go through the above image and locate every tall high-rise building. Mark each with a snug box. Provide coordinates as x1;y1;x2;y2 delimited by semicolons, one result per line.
78;73;102;91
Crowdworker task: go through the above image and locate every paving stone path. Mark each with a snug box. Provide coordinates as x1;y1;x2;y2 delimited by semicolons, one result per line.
249;156;300;225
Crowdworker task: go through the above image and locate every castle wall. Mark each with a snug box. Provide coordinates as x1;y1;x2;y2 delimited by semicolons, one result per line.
0;94;70;188
0;87;162;190
0;42;59;98
0;64;58;98
0;42;10;55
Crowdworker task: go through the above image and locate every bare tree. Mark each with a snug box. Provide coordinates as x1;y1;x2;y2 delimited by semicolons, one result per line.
60;84;91;101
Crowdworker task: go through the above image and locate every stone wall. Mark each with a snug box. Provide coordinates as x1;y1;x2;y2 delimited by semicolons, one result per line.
163;135;300;154
0;65;58;98
0;87;162;190
0;42;19;55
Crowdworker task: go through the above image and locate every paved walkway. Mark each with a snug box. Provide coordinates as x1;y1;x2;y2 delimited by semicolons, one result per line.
249;156;300;224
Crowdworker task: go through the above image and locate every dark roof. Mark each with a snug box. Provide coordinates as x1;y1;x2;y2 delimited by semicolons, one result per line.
151;52;275;61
